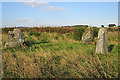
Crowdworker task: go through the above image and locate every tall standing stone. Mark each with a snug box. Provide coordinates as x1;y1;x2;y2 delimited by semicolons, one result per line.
81;27;94;44
5;28;25;48
96;28;108;54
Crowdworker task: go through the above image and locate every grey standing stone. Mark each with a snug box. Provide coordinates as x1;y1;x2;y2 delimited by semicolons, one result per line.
81;27;94;44
5;28;25;48
96;28;108;54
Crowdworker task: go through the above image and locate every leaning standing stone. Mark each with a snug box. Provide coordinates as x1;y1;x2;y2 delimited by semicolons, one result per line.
5;28;25;48
81;27;94;44
96;28;108;54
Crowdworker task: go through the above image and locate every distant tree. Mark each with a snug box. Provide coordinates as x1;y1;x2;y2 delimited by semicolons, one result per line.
101;25;104;27
108;24;116;27
73;25;88;27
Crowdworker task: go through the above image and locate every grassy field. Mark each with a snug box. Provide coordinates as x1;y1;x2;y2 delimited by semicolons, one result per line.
2;27;118;78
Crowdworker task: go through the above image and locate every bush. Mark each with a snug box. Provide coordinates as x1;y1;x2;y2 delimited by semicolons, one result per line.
107;27;119;32
108;28;113;32
108;24;116;27
26;37;36;44
29;31;41;37
73;27;86;40
93;27;99;37
101;25;104;27
2;27;15;34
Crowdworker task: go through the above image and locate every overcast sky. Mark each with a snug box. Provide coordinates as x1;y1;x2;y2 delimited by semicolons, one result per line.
2;1;118;27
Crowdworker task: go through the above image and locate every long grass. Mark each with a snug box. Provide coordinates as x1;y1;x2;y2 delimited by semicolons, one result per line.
2;28;118;78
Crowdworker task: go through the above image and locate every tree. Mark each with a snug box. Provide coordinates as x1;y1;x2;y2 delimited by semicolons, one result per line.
108;24;116;27
101;25;104;27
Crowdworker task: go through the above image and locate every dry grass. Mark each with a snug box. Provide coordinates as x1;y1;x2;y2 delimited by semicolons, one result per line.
2;28;118;78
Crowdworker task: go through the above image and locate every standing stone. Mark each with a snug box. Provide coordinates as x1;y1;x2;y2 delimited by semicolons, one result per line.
5;28;25;48
96;28;108;54
81;27;94;44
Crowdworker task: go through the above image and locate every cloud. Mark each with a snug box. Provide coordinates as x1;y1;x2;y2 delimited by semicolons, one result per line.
15;18;37;23
23;1;49;8
41;6;66;12
21;1;66;12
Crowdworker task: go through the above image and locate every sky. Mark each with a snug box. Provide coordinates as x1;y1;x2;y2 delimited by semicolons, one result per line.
118;2;120;25
2;2;118;27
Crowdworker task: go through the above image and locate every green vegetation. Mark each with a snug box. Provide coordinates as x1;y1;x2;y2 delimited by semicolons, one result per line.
73;27;86;40
29;31;41;37
108;24;116;27
2;27;15;34
101;25;104;27
93;27;99;37
2;27;118;78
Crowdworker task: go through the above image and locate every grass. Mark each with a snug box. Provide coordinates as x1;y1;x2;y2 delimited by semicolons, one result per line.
2;28;118;78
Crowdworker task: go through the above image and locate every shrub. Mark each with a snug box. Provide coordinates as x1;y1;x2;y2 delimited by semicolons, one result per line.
101;25;104;27
29;31;41;37
108;27;113;32
73;27;86;40
21;27;31;32
2;27;15;34
107;27;119;32
93;27;99;37
26;37;36;44
108;24;116;27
